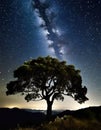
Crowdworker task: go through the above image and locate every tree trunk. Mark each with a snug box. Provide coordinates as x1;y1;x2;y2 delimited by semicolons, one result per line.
46;101;52;120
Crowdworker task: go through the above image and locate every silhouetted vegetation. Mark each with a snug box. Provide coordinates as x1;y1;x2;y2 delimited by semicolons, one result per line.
36;115;101;130
0;106;101;130
6;56;88;119
53;106;101;121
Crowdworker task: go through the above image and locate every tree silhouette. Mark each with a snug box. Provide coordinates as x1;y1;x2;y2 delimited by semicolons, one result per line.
6;56;88;119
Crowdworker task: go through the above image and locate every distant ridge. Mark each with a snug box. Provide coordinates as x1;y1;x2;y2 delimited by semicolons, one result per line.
0;106;101;129
54;106;101;121
0;107;46;129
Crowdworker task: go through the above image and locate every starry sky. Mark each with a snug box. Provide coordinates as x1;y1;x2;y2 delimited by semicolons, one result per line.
0;0;101;110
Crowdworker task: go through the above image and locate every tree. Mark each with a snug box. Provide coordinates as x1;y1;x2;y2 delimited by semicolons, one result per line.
6;56;88;119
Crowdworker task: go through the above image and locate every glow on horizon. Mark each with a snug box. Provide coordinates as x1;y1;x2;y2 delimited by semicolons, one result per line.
4;102;91;110
1;88;100;110
3;97;93;110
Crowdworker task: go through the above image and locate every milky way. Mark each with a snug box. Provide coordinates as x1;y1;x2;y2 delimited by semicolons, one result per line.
0;0;101;109
32;0;67;59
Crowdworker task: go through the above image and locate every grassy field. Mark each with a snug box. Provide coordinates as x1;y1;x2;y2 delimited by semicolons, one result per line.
14;115;101;130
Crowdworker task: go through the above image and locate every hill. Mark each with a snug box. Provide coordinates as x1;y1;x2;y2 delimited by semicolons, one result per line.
54;106;101;121
0;108;45;129
41;106;101;130
0;106;101;129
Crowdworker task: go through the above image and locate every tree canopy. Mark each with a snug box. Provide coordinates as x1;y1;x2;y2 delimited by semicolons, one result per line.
6;56;88;118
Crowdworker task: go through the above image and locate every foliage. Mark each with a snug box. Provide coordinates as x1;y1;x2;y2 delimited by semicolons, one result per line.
13;115;101;130
6;56;88;117
38;115;101;130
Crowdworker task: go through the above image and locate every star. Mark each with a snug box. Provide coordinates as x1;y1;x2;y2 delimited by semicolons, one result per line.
0;0;101;110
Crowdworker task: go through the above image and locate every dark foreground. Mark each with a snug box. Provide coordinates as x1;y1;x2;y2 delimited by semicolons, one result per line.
0;106;101;130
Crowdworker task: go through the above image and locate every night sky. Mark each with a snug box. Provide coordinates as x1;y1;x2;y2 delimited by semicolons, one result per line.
0;0;101;110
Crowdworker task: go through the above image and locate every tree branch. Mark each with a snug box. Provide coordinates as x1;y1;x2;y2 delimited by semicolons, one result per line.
62;92;74;98
51;92;59;103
